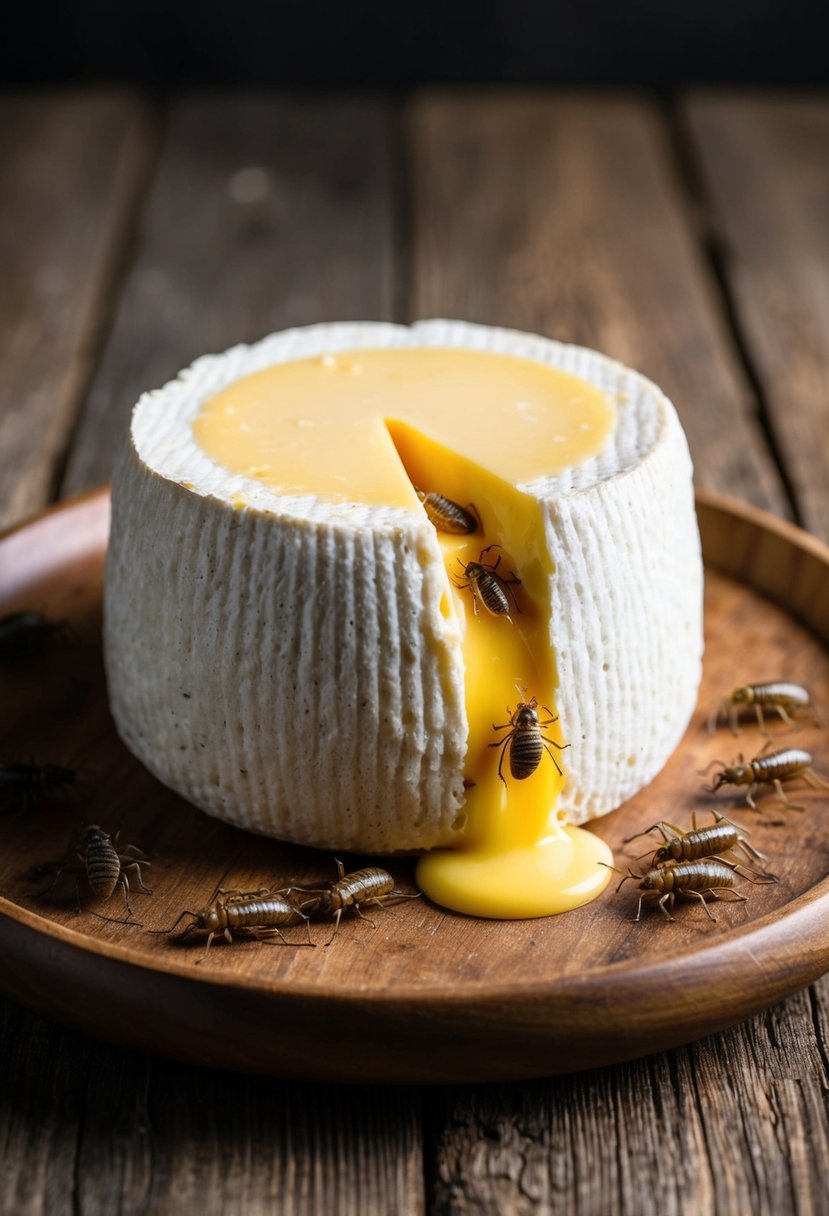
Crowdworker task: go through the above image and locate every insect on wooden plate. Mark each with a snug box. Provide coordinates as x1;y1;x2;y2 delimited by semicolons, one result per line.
1;488;829;1084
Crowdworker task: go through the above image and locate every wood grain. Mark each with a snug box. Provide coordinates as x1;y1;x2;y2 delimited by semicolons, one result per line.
60;94;397;496
2;491;829;1086
408;92;788;514
684;95;829;542
1;1000;424;1216
3;87;828;1216
426;993;829;1216
0;93;158;530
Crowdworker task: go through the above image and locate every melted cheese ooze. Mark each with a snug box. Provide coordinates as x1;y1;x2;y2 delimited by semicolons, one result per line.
195;347;615;918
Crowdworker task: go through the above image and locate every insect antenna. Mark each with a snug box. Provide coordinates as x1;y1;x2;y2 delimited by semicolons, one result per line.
148;910;200;936
599;861;641;892
706;703;722;735
697;758;731;776
203;859;239;908
85;908;144;928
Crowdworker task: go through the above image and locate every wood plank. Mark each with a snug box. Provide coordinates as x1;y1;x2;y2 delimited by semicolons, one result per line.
25;91;422;1216
684;95;829;542
0;1000;424;1216
408;92;788;514
61;94;396;496
410;90;825;1216
0;92;158;530
0;998;90;1216
426;986;829;1216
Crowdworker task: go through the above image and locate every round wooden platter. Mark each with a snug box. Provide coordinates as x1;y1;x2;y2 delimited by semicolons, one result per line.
1;489;829;1085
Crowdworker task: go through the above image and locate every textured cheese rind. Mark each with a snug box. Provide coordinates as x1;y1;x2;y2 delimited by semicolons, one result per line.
104;319;703;847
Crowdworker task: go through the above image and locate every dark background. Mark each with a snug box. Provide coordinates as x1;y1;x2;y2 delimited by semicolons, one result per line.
1;0;826;87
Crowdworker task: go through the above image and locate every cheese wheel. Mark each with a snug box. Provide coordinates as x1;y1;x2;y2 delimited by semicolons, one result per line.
104;320;703;852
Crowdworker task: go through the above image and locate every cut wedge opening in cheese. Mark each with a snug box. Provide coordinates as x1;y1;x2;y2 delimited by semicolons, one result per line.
384;420;613;917
193;347;616;918
105;320;703;923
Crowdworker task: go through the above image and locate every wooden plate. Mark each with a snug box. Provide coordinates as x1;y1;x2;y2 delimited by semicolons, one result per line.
1;489;828;1084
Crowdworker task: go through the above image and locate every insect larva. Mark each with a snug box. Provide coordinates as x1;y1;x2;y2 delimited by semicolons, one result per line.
154;888;314;962
284;859;421;944
625;810;765;869
705;747;829;810
609;860;753;923
415;489;479;534
708;682;818;736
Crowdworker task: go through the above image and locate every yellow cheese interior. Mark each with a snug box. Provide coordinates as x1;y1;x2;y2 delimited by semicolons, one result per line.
194;346;614;918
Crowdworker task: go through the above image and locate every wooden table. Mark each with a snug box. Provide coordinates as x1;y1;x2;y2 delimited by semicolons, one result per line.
2;89;828;1214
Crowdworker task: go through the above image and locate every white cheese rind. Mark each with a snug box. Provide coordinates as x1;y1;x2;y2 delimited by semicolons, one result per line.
104;320;703;847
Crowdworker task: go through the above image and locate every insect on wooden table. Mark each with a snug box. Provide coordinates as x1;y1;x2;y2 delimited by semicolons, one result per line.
625;810;767;870
283;860;422;945
32;824;153;919
152;887;316;962
708;681;820;735
606;858;772;923
704;747;829;810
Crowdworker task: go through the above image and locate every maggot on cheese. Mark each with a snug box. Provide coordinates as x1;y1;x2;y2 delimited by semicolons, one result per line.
104;320;703;919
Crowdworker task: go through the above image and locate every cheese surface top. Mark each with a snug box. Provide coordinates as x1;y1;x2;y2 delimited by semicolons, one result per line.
192;347;615;509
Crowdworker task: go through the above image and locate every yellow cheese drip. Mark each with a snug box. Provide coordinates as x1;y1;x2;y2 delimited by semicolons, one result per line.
194;346;614;918
390;423;612;917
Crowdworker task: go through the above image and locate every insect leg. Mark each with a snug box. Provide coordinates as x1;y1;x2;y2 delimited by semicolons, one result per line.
541;741;564;776
754;704;768;735
684;890;717;923
197;931;218;964
324;907;344;947
251;926;290;945
120;843;154;860
802;767;829;790
539;732;567;751
32;862;69;899
116;874;134;916
745;784;759;810
773;779;804;811
730;839;767;866
773;705;799;729
352;904;379;929
483;729;510;787
657;892;676;922
122;861;153;894
710;858;777;884
708;886;748;904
